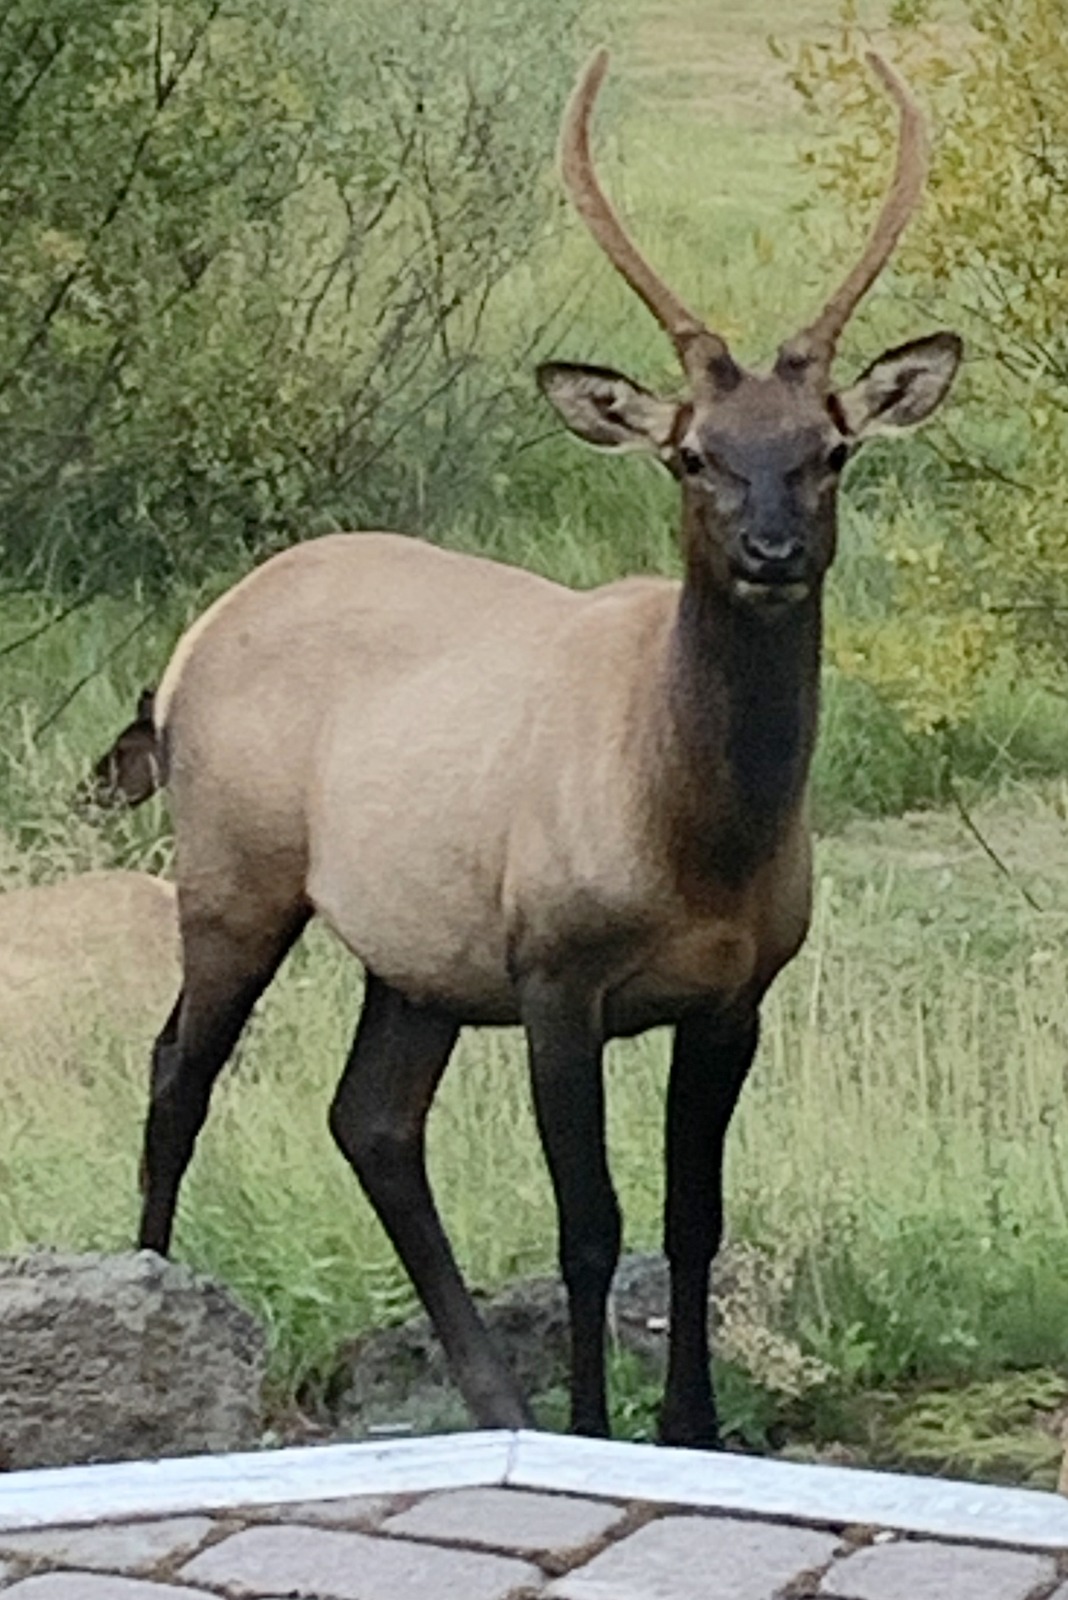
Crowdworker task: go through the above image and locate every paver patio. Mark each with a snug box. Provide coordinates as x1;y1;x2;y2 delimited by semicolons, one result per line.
1;1433;1066;1599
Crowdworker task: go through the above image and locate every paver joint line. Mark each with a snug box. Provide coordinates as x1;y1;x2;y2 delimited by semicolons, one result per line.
2;1495;1068;1600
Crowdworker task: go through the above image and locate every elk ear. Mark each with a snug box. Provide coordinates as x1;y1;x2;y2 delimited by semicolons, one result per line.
837;332;963;439
537;362;679;454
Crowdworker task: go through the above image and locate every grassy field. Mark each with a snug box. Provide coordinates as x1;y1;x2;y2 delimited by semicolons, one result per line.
5;785;1068;1482
3;0;1068;1487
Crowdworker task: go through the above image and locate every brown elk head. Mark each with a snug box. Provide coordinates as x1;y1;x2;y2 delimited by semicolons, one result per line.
538;50;962;613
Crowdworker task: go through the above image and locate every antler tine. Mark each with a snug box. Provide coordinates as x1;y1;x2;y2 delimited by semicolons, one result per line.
779;51;929;375
560;47;733;380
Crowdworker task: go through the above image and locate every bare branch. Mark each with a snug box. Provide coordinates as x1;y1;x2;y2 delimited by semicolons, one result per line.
0;1;224;397
33;603;159;740
942;738;1044;913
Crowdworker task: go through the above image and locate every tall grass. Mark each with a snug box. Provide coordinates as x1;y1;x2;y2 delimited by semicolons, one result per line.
3;790;1068;1414
2;0;1068;1480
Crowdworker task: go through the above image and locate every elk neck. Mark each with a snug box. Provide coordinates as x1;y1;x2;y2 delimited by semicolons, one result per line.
659;542;823;894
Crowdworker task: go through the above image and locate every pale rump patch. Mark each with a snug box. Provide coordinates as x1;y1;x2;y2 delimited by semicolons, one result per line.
155;581;252;731
153;537;390;731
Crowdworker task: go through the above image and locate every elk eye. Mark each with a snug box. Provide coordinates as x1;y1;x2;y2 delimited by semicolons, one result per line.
826;442;849;473
679;446;703;477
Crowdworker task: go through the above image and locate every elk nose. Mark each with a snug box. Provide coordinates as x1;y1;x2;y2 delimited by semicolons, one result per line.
740;526;804;573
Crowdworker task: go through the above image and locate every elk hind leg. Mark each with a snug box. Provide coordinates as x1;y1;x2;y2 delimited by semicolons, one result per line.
138;898;308;1255
329;973;533;1430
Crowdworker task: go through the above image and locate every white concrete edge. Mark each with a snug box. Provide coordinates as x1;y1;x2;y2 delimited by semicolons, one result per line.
0;1432;512;1531
1;1429;1066;1550
507;1433;1068;1551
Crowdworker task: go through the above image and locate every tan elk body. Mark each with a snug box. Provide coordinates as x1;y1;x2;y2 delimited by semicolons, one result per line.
127;46;963;1445
155;534;807;1030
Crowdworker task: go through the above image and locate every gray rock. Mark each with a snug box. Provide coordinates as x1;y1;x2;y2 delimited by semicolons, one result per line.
322;1272;564;1434
0;1251;265;1469
325;1247;770;1432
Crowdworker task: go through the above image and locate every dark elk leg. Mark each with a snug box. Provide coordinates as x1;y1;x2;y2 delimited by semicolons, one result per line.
522;974;620;1438
139;907;308;1254
659;1007;759;1449
330;973;533;1430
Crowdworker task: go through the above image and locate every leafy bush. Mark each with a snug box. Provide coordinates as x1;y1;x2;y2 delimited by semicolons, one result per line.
790;0;1068;740
0;0;587;591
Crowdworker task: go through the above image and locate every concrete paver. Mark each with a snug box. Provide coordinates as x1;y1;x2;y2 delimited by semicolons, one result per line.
545;1513;840;1600
1;1448;1065;1600
1;1576;220;1599
241;1495;399;1529
179;1522;544;1599
383;1486;627;1554
0;1516;216;1575
819;1539;1058;1600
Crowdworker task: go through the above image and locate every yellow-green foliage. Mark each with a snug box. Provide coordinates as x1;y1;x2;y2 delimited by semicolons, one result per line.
831;611;998;736
793;0;1068;736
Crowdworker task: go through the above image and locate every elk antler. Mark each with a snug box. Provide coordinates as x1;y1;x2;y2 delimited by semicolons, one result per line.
777;52;929;377
560;48;737;390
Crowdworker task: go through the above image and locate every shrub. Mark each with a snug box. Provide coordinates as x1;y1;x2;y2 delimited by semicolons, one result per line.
789;0;1068;740
0;0;587;591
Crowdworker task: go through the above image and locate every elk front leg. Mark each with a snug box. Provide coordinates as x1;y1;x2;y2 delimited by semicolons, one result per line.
522;974;620;1438
330;973;532;1430
660;1007;759;1449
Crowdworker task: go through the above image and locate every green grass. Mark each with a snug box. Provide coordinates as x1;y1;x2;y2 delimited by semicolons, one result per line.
3;0;1068;1489
4;785;1068;1481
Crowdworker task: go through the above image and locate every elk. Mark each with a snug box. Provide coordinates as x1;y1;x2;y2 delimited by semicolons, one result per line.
134;46;961;1447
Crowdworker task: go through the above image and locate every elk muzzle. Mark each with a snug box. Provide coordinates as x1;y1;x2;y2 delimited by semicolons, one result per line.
731;523;810;608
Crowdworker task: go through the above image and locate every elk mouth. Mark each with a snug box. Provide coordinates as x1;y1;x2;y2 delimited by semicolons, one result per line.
730;575;811;608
